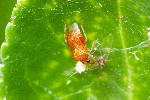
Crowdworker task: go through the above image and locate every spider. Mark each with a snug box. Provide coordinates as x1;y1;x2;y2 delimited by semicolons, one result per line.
88;40;111;69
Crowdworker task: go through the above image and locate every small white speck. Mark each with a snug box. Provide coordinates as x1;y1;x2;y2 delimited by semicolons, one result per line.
87;94;98;100
128;85;131;89
128;84;134;90
98;3;102;7
57;51;60;54
147;28;150;31
147;31;150;38
0;64;4;68
124;20;128;23
66;80;71;85
94;48;97;51
4;97;6;100
147;28;150;38
0;78;3;83
135;55;140;60
48;90;52;95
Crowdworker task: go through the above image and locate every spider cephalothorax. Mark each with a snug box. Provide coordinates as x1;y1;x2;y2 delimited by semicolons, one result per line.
97;56;105;66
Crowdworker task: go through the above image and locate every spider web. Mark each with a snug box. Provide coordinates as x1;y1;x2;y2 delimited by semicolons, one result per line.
41;37;150;99
63;37;150;77
0;0;150;99
45;1;150;99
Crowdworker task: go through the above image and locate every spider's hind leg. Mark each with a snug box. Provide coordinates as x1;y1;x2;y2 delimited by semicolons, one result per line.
81;23;87;42
64;23;67;43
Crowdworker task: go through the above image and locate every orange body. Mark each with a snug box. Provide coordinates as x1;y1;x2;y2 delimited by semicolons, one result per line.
66;23;89;63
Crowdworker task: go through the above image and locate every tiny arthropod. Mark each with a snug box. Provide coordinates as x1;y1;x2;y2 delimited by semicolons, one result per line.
88;39;111;69
89;55;106;68
97;56;105;66
65;23;89;64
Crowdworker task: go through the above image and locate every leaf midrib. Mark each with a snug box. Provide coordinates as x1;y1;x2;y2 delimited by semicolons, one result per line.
118;0;133;100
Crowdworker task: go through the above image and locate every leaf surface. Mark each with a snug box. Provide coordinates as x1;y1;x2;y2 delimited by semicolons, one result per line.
1;0;150;100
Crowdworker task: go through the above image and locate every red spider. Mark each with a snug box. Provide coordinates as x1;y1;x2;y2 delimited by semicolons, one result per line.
65;23;90;64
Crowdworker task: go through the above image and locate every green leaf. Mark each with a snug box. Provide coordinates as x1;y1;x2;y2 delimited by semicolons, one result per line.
0;0;150;100
0;0;17;47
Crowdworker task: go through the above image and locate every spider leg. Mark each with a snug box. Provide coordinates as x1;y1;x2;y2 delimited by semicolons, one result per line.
81;23;87;42
90;40;101;54
64;23;67;43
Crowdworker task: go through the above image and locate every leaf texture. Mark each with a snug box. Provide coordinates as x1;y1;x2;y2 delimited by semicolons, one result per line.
0;0;150;100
